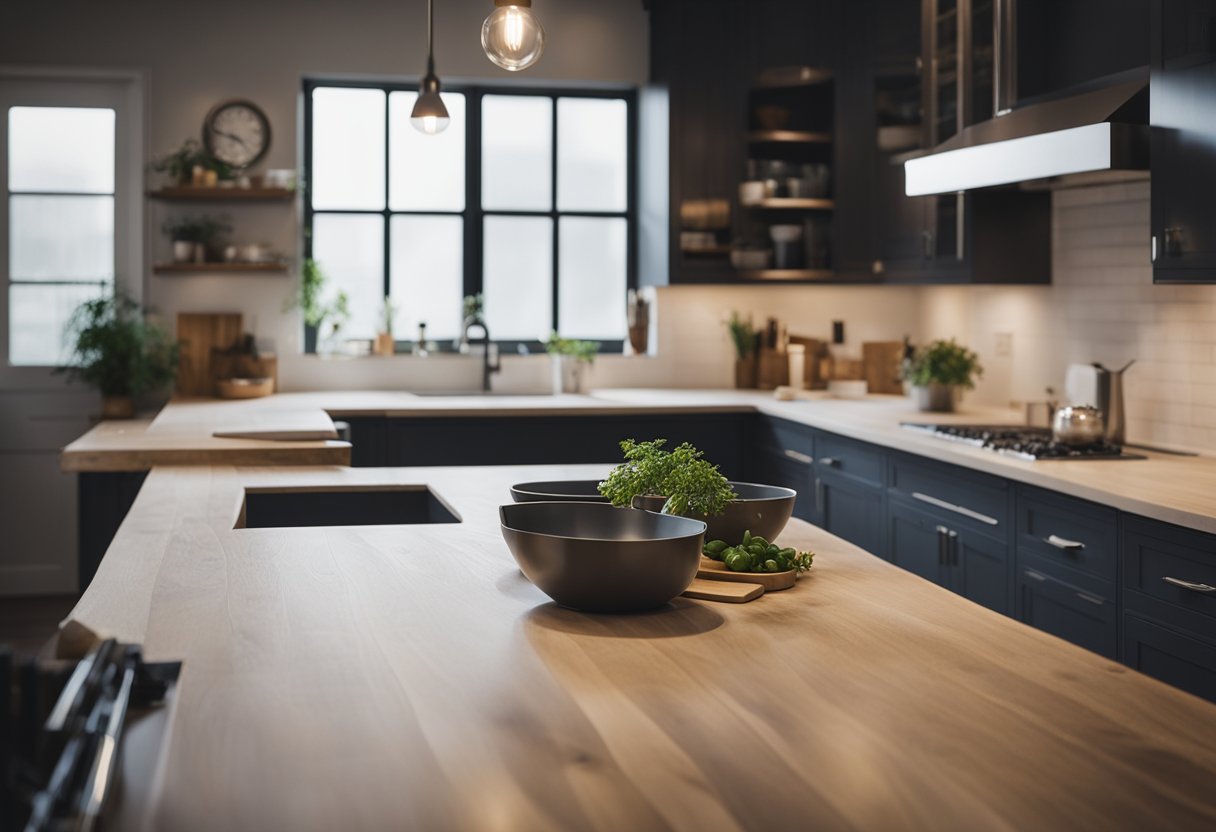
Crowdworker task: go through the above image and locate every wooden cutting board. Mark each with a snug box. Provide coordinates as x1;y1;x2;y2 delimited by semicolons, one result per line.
863;341;906;395
681;577;764;603
697;557;797;590
176;313;243;395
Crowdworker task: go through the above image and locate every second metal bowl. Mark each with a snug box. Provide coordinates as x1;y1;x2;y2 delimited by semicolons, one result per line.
631;481;797;544
510;479;608;503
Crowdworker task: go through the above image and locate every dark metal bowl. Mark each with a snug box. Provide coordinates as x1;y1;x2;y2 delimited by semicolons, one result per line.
510;479;608;503
499;502;706;613
631;482;796;545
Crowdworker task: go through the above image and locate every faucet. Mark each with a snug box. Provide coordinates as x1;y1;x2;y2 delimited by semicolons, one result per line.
463;319;501;392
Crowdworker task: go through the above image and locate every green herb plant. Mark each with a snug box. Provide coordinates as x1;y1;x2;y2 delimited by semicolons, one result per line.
545;332;600;364
598;438;737;516
726;311;759;360
57;291;179;398
703;530;814;574
287;258;350;337
901;338;983;389
151;138;234;184
380;295;398;336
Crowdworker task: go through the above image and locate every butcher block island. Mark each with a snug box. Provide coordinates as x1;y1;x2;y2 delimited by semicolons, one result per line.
70;462;1216;831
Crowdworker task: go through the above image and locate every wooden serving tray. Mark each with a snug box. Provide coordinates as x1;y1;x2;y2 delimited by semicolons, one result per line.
697;557;797;591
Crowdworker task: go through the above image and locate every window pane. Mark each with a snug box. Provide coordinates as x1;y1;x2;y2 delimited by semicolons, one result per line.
311;88;385;210
558;217;627;339
311;214;384;340
481;96;552;211
557;98;627;212
483;216;552;340
10;195;114;281
389;216;463;341
9;283;107;366
389;92;465;212
8;107;115;194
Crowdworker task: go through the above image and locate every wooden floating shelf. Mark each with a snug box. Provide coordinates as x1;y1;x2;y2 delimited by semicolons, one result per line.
153;262;288;274
148;187;296;201
737;268;835;281
681;246;733;256
749;198;835;210
747;130;832;144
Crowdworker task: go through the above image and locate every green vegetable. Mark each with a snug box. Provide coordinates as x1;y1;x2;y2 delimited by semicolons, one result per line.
598;438;736;517
709;529;816;575
703;539;729;559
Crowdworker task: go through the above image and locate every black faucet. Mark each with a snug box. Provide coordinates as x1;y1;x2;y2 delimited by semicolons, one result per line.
463;319;501;392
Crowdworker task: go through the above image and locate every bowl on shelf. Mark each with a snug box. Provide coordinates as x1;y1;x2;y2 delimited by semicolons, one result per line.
500;502;706;613
631;482;796;544
510;480;607;503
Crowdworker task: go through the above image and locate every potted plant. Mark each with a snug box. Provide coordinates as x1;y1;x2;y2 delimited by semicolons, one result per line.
726;310;759;388
57;291;179;419
375;295;398;356
901;338;983;412
287;258;350;355
546;332;599;394
457;293;485;354
162;214;231;263
151;138;206;186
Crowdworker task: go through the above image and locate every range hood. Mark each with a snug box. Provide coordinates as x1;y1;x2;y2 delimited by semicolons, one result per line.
904;76;1149;196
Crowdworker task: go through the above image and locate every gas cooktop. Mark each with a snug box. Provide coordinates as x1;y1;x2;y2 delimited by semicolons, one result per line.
901;423;1147;461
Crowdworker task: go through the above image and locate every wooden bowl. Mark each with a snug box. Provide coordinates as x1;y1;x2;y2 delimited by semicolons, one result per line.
216;377;274;399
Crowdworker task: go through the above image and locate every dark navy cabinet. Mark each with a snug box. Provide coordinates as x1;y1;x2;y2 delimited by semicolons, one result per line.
817;470;885;557
888;497;948;585
1018;566;1119;660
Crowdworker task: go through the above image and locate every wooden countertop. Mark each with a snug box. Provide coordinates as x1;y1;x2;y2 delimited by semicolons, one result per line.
69;463;1216;831
60;389;1216;533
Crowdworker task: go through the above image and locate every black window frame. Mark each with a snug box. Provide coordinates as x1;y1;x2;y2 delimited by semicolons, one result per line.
302;78;638;354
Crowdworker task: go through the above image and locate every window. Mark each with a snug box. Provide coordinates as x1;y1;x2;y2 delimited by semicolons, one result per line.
4;105;116;366
304;81;634;349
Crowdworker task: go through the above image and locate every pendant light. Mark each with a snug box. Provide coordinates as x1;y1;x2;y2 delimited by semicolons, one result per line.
411;0;450;135
481;0;545;72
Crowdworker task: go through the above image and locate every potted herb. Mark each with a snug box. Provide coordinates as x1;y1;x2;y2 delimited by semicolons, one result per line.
287;258;350;354
545;332;600;394
457;293;485;354
151;138;206;186
375;295;398;356
57;292;179;419
901;338;983;412
726;311;759;388
599;439;737;517
161;214;231;263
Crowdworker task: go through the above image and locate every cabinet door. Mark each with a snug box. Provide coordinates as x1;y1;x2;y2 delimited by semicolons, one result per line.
887;498;947;583
1123;614;1216;703
1151;0;1216;282
753;447;817;524
1017;567;1117;659
818;472;885;556
952;530;1010;615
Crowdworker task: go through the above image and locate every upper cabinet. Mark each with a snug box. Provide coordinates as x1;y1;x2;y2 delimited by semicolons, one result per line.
1151;0;1216;283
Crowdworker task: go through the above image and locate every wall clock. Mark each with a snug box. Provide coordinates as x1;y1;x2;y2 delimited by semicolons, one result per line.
202;99;271;170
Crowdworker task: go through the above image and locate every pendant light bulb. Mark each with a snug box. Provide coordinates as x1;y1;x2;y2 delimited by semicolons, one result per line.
482;0;545;72
412;0;450;135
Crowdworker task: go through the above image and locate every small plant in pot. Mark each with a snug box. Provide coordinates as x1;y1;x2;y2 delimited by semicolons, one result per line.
57;291;179;419
162;214;231;263
546;332;599;394
901;338;983;412
726;311;759;388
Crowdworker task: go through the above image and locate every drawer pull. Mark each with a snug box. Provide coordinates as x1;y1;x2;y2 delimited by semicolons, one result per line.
1045;534;1085;552
1024;569;1047;582
1163;576;1216;593
911;492;999;526
783;448;814;465
1076;592;1104;606
818;457;840;468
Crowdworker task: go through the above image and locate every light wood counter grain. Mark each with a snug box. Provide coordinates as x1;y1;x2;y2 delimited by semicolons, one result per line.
70;463;1216;831
59;389;1216;532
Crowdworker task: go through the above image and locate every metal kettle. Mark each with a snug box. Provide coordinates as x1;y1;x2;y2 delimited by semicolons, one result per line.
1093;360;1134;445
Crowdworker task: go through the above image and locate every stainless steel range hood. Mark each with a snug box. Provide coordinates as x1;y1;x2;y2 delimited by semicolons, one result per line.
904;76;1149;196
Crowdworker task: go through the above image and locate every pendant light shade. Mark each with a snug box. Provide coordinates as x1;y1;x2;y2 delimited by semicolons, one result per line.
482;0;545;72
411;0;450;135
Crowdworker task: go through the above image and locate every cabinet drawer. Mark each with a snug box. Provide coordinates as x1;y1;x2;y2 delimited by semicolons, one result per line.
888;454;1009;538
1123;614;1216;703
815;431;884;487
1017;487;1117;583
754;417;815;464
1018;566;1117;659
1123;517;1216;636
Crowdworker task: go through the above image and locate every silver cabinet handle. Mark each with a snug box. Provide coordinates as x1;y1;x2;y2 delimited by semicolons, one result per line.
948;529;959;567
1045;534;1085;552
1151;234;1158;262
1024;569;1047;582
783;448;813;465
818;457;840;468
1163;577;1216;593
936;525;950;566
1076;592;1104;606
911;492;999;526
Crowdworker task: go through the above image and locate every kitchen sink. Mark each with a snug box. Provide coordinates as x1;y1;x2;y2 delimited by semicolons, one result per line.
238;485;461;529
409;391;555;397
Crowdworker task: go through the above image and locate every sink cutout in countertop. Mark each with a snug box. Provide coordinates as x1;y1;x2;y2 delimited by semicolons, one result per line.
236;485;461;529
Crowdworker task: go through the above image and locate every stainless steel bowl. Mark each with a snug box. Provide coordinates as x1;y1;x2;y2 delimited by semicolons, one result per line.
510;480;608;503
1052;405;1106;446
631;481;797;544
499;502;706;613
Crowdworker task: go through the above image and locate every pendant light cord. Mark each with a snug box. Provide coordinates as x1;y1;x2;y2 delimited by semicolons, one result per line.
427;0;436;76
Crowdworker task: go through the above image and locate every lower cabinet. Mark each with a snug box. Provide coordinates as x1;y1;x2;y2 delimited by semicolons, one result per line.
817;471;885;557
1123;614;1216;702
1016;566;1118;659
751;443;817;524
